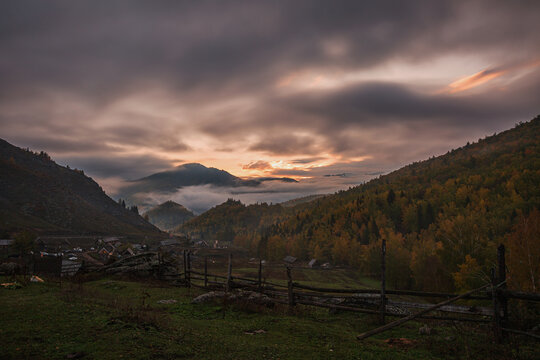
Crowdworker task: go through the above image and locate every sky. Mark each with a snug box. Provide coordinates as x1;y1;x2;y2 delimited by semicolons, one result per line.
1;1;539;210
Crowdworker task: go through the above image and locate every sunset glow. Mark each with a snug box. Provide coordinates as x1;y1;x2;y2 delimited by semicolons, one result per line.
447;69;505;93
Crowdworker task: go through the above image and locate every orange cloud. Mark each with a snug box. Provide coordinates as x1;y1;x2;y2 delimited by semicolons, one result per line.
445;59;540;94
242;160;273;171
447;69;505;93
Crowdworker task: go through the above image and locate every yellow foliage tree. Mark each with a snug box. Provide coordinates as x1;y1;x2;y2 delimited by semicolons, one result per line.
452;255;483;291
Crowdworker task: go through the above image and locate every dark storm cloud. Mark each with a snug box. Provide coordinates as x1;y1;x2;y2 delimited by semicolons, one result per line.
1;0;538;101
286;80;540;129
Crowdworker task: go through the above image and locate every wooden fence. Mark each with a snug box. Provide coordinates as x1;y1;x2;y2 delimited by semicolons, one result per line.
167;244;539;342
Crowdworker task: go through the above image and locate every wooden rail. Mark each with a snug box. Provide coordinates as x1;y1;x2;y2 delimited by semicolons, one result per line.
169;244;539;343
292;283;490;299
357;284;492;340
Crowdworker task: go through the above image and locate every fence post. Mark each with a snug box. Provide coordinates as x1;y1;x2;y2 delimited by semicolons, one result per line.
497;244;508;332
59;254;63;287
158;251;162;279
183;250;187;284
226;253;233;292
287;266;295;307
380;238;387;325
186;251;191;288
491;267;502;344
204;256;208;288
258;259;263;291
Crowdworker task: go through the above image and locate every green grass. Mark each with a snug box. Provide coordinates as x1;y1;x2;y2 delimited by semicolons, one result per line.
1;276;538;360
229;265;380;290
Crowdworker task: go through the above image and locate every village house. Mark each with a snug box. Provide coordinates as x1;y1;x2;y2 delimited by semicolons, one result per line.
283;255;297;265
194;240;209;247
36;237;72;253
98;244;117;259
0;239;14;256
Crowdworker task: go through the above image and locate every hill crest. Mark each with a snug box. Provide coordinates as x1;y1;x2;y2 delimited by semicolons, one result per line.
143;201;195;232
0;138;162;237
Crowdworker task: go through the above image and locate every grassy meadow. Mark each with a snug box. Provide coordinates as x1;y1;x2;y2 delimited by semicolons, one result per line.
1;275;538;360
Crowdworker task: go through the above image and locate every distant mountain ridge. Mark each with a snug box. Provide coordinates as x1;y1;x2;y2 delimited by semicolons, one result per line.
116;162;297;206
143;201;195;232
0;139;162;237
132;163;259;190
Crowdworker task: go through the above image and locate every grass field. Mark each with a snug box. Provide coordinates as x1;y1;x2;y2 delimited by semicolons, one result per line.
1;276;538;360
192;256;381;290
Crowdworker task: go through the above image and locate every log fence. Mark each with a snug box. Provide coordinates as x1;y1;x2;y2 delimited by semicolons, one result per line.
171;244;539;343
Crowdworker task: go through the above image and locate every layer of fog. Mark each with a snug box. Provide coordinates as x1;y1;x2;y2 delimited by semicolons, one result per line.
131;172;379;214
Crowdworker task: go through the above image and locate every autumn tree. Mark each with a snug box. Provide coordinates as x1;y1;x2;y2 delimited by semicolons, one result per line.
506;209;540;292
410;235;447;290
453;254;485;291
267;235;287;260
383;230;412;289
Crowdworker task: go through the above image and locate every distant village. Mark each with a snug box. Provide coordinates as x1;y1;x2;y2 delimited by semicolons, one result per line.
0;234;332;278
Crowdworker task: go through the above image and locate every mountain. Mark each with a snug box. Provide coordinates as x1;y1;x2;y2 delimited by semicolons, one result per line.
0;139;162;237
178;194;327;240
176;199;290;245
115;163;258;204
142;201;195;232
177;116;540;292
116;162;297;209
255;177;298;183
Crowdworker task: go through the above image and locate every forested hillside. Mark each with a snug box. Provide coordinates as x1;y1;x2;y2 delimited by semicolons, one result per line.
0;139;162;237
178;199;290;245
143;201;195;232
181;116;540;292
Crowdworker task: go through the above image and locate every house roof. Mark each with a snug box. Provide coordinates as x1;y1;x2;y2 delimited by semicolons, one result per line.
160;239;180;246
283;255;297;263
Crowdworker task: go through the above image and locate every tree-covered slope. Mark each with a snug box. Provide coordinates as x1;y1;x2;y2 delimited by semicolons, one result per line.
177;199;291;245
0;139;162;237
143;201;195;232
265;116;540;291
